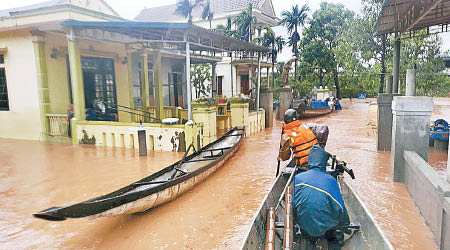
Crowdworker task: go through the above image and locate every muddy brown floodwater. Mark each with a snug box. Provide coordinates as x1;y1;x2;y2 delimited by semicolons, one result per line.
0;98;447;249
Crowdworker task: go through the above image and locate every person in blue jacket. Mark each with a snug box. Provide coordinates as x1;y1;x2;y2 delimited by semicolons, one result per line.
293;145;350;239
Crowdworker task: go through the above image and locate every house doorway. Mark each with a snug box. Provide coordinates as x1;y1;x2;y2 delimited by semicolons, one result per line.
82;56;118;121
240;74;250;95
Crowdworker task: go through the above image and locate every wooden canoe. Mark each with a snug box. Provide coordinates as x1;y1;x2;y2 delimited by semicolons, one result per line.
33;127;245;221
241;161;394;250
298;106;334;119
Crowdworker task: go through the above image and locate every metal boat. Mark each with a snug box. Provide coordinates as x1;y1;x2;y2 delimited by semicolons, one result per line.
241;160;394;250
34;127;244;221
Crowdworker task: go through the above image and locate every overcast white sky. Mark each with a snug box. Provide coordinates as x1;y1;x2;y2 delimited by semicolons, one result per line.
3;0;450;61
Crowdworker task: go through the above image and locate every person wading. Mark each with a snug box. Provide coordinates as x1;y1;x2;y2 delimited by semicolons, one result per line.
278;109;319;172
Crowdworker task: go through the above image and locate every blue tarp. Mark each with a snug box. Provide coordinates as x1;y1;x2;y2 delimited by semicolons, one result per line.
311;101;329;108
430;119;449;142
293;145;350;237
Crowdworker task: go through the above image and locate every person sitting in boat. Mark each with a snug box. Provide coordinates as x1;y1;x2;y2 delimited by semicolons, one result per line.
293;145;350;243
278;109;328;171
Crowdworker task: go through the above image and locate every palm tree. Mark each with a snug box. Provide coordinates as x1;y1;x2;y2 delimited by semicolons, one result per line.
280;4;309;86
254;26;284;89
201;0;214;29
233;3;257;42
174;0;204;24
215;17;238;38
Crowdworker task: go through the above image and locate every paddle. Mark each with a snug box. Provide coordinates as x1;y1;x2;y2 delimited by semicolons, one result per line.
276;127;284;177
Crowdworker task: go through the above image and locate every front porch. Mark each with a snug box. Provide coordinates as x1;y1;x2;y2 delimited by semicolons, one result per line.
37;21;269;151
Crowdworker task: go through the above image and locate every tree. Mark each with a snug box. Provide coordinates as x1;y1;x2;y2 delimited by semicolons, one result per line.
300;2;353;98
191;64;211;99
174;0;204;24
233;3;257;41
280;4;309;87
201;0;214;29
299;39;335;87
254;25;284;89
215;17;238;38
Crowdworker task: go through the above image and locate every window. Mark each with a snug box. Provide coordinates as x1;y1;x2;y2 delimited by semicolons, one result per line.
148;59;154;106
0;56;8;111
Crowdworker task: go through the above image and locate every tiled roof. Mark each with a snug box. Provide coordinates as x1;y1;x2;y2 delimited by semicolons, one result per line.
134;0;274;22
0;0;61;18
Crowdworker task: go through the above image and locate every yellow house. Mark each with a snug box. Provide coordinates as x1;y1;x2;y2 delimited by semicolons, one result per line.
0;1;267;152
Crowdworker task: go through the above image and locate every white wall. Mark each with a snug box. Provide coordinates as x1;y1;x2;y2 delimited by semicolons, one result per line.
0;30;42;140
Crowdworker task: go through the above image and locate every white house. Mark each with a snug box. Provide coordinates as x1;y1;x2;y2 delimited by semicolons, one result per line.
134;0;279;98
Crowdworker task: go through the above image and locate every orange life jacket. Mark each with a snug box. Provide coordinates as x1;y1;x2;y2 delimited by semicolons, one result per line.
283;120;318;166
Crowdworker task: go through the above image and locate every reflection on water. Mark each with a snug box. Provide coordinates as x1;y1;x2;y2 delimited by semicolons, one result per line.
1;98;448;249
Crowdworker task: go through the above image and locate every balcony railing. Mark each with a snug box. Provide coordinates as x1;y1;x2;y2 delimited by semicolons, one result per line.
46;114;68;137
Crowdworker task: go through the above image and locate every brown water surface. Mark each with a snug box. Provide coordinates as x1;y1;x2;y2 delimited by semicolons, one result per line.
0;98;446;249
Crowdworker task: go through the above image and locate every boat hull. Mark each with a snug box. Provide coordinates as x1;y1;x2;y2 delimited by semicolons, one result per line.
34;127;244;221
241;163;394;250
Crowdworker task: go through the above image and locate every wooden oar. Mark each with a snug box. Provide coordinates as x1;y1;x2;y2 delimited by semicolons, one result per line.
276;128;284;177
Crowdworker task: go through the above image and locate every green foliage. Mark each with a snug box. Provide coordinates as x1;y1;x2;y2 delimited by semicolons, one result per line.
201;0;213;29
233;3;257;41
215;17;238;38
174;0;204;24
191;64;211;99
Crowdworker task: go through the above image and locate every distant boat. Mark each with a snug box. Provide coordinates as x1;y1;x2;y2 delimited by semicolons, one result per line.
292;99;334;119
34;127;244;221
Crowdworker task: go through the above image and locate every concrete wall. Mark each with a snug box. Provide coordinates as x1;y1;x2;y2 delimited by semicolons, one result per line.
73;120;202;152
216;57;237;98
0;30;42;140
404;151;450;248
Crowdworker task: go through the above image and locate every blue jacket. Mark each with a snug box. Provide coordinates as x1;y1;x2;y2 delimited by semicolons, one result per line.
293;145;350;237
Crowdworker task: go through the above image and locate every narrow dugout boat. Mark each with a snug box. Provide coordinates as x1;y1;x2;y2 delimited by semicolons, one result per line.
298;106;334;119
241;160;394;250
33;127;245;221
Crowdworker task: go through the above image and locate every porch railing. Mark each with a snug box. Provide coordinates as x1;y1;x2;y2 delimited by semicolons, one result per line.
46;114;68;136
132;106;189;124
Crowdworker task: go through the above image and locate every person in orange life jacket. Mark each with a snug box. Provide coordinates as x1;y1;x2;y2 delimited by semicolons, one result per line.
278;109;329;171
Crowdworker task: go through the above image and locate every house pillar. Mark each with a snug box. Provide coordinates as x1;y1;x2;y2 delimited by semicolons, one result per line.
257;54;261;110
126;50;135;122
153;50;164;120
376;93;400;151
385;75;393;94
393;39;400;94
186;41;192;120
211;62;217;97
192;98;217;146
142;53;150;108
260;87;273;128
279;87;292;122
32;33;50;141
67;29;85;121
391;96;433;182
406;69;416;96
229;96;249;134
267;67;270;88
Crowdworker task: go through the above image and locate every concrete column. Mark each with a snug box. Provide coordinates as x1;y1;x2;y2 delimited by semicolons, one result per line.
279;87;292;122
142;53;150;108
267;67;270;88
211;62;217;97
377;93;400;151
230;52;234;96
153;50;164;120
229;96;249;134
32;35;50;141
405;69;416;96
393;39;400;94
192;98;217;146
257;54;261;110
126;51;135;121
260;87;273;128
391;96;433;182
67;29;86;121
186;41;192;120
385;75;393;94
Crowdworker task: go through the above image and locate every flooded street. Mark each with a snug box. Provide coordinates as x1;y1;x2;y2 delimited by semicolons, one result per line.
0;99;448;249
